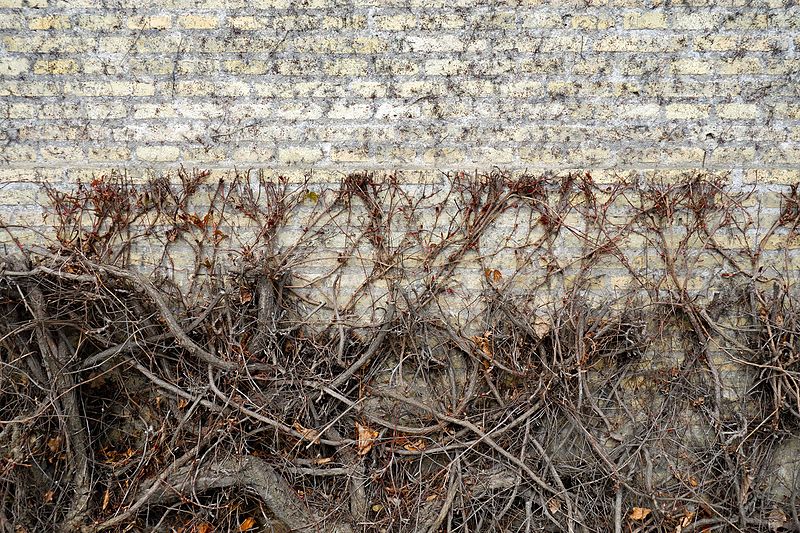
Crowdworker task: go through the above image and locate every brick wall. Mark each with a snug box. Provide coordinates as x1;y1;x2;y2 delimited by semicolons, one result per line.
0;0;798;181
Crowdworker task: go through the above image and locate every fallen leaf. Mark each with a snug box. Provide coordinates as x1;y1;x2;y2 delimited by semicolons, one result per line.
240;287;252;304
213;229;228;244
304;191;320;203
681;511;695;527
533;318;550;339
239;517;256;531
293;422;321;445
484;268;502;282
425;494;437;502
197;523;213;533
371;504;383;512
629;507;651;521
768;507;787;531
356;421;378;456
403;439;426;452
47;435;62;453
548;498;562;513
314;457;333;465
101;488;110;510
471;333;493;358
43;490;54;503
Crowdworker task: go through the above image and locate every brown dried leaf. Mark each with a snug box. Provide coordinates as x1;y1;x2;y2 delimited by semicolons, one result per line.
403;439;426;452
238;517;256;531
356;421;378;456
629;507;651;521
293;421;321;445
239;288;252;304
547;498;562;513
101;488;111;510
47;435;62;453
471;333;493;358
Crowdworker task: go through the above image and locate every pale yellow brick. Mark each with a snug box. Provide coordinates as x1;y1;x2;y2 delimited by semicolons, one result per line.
0;58;28;76
571;15;614;29
521;12;562;28
29;15;70;30
666;103;709;120
177;14;219;29
327;102;373;120
470;147;514;164
230;16;261;30
278;147;323;165
127;15;171;30
348;81;387;98
0;145;37;161
671;58;712;75
418;13;466;30
743;169;800;185
396;80;447;98
716;58;762;75
722;12;768;30
182;146;226;161
623;11;668;29
87;146;131;161
0;80;60;97
275;102;323;120
376;58;420;76
352;37;388;54
223;60;268;75
593;35;684;52
547;81;577;96
251;0;290;7
423;148;465;165
424;59;467;76
77;14;122;30
693;35;739;51
661;147;706;166
618;104;661;119
717;103;760;120
136;145;180;162
709;147;756;165
478;11;516;29
500;81;544;98
64;81;155;97
0;13;24;29
373;13;416;30
331;147;371;163
40;145;82;161
672;12;720;30
322;15;367;29
0;0;23;6
33;59;78;75
2;102;36;118
374;146;416;164
323;58;368;76
405;35;464;53
232;145;274;162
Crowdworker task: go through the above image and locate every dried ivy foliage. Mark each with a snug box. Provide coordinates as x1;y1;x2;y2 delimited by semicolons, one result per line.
0;170;799;532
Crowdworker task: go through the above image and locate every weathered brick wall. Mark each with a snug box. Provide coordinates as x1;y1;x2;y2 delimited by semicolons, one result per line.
0;0;798;181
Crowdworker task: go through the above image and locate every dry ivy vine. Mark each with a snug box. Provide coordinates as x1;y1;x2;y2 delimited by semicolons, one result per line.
0;170;799;532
